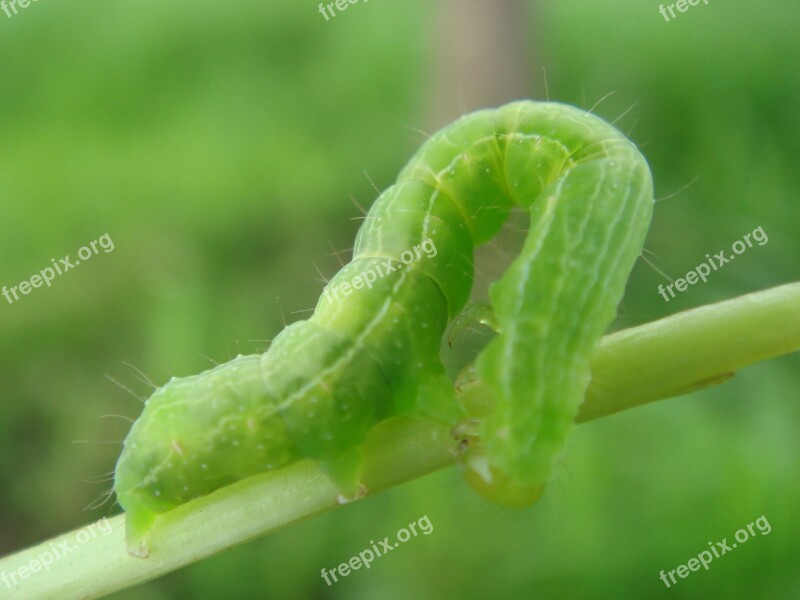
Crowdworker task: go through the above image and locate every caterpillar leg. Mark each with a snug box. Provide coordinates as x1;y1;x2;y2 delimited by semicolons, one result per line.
459;441;546;507
454;363;490;422
124;505;158;558
448;302;501;347
413;372;464;427
319;446;365;502
317;374;460;501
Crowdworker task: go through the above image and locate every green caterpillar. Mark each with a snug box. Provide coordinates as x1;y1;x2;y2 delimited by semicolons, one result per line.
113;100;653;556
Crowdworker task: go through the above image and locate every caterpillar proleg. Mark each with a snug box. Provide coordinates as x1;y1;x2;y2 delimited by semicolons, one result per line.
113;100;653;556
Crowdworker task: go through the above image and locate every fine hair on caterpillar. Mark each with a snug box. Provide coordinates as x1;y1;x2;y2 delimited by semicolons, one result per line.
113;100;653;557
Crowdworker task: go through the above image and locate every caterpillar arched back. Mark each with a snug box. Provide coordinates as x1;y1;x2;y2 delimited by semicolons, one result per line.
114;100;653;556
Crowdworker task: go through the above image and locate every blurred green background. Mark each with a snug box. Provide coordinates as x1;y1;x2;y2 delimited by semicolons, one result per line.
1;0;798;598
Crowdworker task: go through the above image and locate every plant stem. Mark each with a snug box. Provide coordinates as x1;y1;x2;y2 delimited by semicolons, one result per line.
579;280;800;421
1;282;798;600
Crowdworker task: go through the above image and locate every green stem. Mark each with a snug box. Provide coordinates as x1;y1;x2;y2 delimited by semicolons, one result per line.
2;283;798;600
580;280;800;421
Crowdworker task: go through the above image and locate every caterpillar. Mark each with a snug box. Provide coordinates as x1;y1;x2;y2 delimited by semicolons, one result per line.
113;100;653;557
